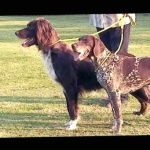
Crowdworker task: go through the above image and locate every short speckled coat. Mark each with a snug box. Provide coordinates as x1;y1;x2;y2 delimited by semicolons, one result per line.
72;34;150;134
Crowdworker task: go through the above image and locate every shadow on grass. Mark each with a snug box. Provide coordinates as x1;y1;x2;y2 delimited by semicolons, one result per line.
0;96;106;106
0;95;65;104
1;96;148;131
0;112;68;129
0;96;108;130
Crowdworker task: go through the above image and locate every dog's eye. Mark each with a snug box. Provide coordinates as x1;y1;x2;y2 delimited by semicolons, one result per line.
79;37;87;42
27;25;30;28
82;38;87;42
27;23;34;29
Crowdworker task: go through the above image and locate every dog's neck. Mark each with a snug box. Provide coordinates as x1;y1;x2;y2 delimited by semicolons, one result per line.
38;40;71;55
92;48;119;71
97;48;110;59
95;48;111;62
37;35;61;52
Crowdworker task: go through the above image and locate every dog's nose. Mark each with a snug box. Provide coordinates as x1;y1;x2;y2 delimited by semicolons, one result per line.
15;31;18;35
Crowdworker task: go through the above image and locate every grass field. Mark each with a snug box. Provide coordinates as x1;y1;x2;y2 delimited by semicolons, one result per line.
0;14;150;137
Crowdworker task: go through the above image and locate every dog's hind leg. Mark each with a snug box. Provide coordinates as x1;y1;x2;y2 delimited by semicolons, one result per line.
130;86;150;115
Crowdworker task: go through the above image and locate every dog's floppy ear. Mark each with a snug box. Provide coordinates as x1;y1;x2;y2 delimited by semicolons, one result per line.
93;37;105;57
36;18;59;46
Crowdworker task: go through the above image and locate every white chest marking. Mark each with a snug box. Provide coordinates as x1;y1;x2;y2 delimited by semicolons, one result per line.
42;51;57;81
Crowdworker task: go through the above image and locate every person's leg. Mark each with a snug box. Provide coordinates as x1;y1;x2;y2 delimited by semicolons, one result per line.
109;24;131;53
96;27;112;51
109;26;122;52
120;24;131;53
97;24;131;54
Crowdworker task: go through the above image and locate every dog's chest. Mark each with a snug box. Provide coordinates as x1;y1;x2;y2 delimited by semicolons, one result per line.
95;55;123;91
42;51;57;81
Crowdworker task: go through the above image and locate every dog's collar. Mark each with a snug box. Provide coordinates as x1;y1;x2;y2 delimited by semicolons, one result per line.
49;38;61;47
95;49;119;72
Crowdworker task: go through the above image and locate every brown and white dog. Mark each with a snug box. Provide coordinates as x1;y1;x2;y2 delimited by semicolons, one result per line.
15;18;103;130
71;34;150;133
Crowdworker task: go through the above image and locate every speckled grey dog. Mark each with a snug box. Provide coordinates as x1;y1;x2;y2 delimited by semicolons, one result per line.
72;34;150;134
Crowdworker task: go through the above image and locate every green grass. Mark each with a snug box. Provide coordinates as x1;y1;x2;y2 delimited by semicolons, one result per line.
0;14;150;137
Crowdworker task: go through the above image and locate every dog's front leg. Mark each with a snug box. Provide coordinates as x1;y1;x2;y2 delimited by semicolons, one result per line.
109;90;123;134
63;91;80;130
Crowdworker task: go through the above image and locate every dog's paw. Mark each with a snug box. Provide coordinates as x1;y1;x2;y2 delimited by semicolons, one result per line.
111;119;123;134
133;111;145;116
111;119;117;130
64;120;78;130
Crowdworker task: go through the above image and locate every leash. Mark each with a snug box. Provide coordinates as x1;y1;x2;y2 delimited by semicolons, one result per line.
114;14;136;55
126;14;136;27
49;39;61;47
49;14;136;72
95;52;111;72
114;14;126;55
94;28;123;72
50;14;136;45
51;14;130;45
48;38;79;47
95;14;136;72
95;15;125;71
92;14;126;36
